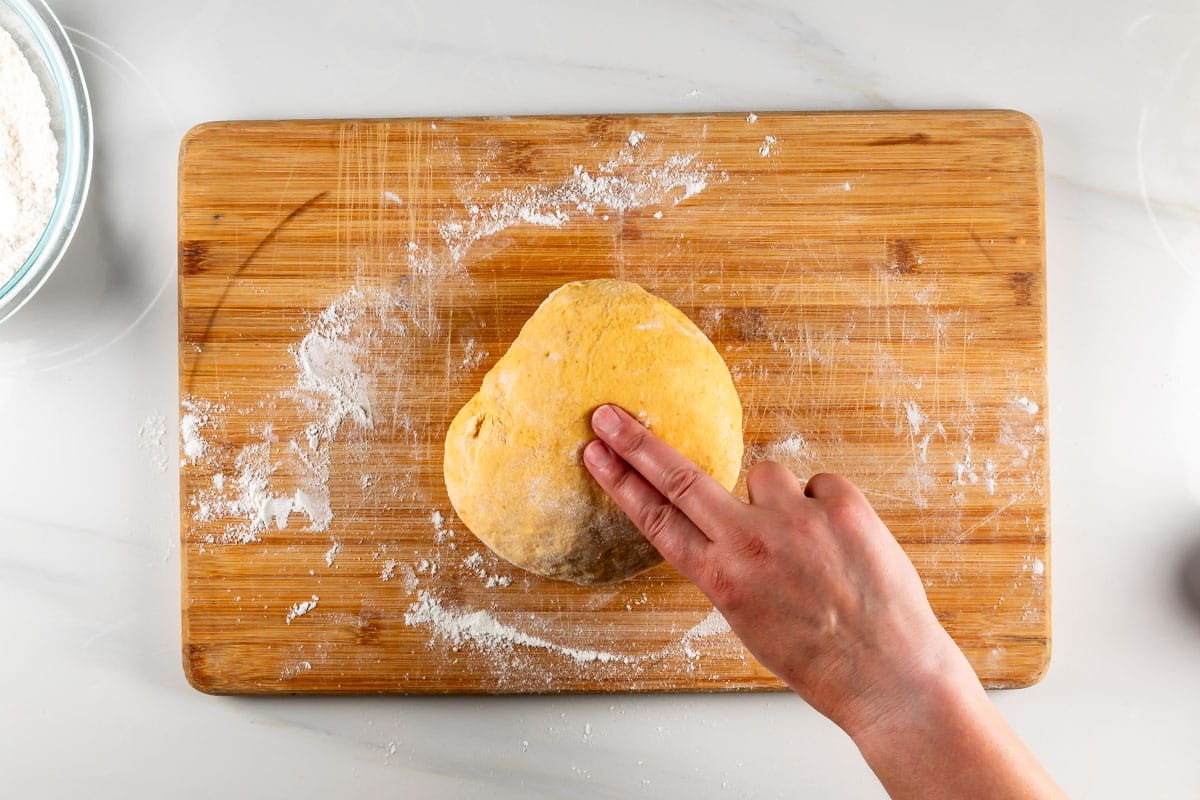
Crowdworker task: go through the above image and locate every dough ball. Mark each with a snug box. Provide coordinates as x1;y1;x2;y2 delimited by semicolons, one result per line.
442;279;743;585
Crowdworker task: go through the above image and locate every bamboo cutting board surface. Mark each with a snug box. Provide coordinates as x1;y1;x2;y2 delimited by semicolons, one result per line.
179;110;1049;694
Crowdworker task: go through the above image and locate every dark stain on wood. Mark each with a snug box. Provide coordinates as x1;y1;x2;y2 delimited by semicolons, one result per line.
888;238;919;275
618;215;645;242
179;240;209;275
869;132;931;146
586;116;615;142
353;610;382;645
1010;271;1035;306
502;143;538;175
969;230;998;268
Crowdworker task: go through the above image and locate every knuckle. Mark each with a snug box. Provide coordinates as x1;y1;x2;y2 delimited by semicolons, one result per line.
804;472;832;496
704;562;742;610
639;501;678;542
607;461;636;494
737;532;770;562
660;465;702;504
824;493;865;529
619;424;650;459
748;461;800;504
805;472;852;498
750;460;789;482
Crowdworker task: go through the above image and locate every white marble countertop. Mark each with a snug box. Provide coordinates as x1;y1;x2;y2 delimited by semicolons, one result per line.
2;0;1198;796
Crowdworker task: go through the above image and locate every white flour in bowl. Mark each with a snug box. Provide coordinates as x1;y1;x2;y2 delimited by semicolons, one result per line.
0;24;59;286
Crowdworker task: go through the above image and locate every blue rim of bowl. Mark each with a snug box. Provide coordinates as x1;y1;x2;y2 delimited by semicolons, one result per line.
0;0;93;323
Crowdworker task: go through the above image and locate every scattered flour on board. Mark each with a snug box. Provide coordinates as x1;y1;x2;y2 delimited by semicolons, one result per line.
1012;396;1039;414
404;589;733;670
180;398;222;464
461;551;513;587
279;661;312;680
182;289;400;539
285;595;319;624
902;400;927;436
405;590;638;665
680;608;732;661
438;144;724;264
461;338;487;369
380;560;398;581
431;510;455;543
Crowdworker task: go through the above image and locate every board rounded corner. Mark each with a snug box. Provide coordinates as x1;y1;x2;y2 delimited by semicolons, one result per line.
179;121;225;162
182;644;225;696
999;109;1043;149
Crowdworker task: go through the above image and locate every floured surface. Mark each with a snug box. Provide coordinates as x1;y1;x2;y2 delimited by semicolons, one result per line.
179;111;1048;693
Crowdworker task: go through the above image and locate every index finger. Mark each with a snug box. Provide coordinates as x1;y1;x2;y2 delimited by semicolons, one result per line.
589;404;743;536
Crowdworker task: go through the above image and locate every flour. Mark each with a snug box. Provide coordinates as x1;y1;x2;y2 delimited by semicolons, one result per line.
179;413;207;463
182;290;401;539
461;338;486;369
404;590;639;665
136;414;169;471
180;398;224;464
439;146;722;264
0;25;58;286
404;588;735;673
190;440;287;543
902;400;926;436
279;660;312;680
285;595;319;624
680;609;732;660
431;510;453;543
756;432;822;477
324;539;341;567
1011;395;1040;415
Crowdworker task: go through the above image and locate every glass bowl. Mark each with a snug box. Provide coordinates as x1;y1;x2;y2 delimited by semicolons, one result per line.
0;0;91;323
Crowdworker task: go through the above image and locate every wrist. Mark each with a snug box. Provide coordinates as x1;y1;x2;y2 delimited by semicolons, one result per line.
833;638;1065;800
834;629;985;751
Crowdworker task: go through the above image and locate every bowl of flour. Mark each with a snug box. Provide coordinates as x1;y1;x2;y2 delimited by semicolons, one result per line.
0;0;90;323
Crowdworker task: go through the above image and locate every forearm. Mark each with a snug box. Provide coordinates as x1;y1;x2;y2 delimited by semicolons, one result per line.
844;655;1065;800
580;408;1061;797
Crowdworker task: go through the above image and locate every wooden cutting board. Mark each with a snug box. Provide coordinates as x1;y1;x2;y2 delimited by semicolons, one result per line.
178;110;1049;694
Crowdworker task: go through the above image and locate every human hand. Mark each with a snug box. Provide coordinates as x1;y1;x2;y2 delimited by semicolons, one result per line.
581;403;961;727
582;404;1065;800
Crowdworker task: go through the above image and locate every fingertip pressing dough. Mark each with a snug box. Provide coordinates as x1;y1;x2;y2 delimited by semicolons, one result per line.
442;279;743;585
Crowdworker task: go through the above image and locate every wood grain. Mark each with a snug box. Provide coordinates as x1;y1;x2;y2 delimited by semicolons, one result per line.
178;110;1049;694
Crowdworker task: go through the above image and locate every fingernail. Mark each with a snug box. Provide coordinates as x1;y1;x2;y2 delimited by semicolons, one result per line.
592;405;621;436
583;440;614;468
